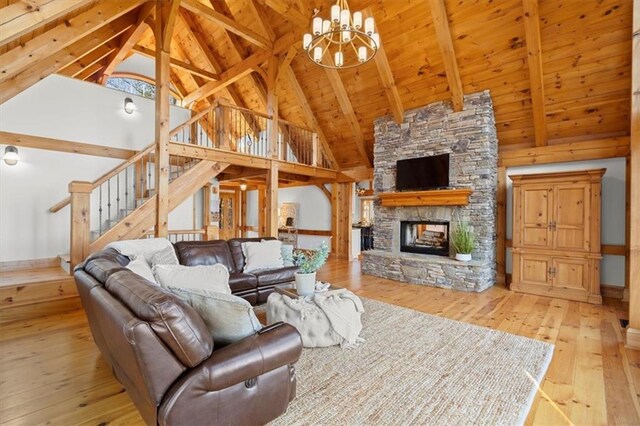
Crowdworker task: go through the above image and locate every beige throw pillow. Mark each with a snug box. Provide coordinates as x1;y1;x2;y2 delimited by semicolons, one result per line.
151;245;179;268
242;240;284;273
168;287;262;346
126;256;158;285
153;264;231;294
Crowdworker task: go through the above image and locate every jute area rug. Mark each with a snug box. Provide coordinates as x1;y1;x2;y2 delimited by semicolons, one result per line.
271;298;554;426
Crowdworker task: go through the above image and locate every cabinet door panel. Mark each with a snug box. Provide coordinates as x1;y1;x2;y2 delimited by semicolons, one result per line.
520;255;551;287
554;184;590;251
520;186;553;248
553;258;589;292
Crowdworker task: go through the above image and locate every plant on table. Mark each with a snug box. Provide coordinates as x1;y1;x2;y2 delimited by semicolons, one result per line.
289;242;329;296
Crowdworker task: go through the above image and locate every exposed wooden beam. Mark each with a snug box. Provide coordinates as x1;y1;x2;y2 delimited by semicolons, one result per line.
77;61;106;82
627;0;640;350
0;12;136;104
428;0;464;112
323;58;372;167
247;0;277;41
0;0;93;47
522;0;548;147
59;42;118;78
498;137;630;167
181;0;271;49
255;0;308;28
282;65;338;169
316;184;332;202
182;32;294;105
0;131;136;159
132;45;219;81
337;166;374;182
100;2;155;81
0;0;145;84
276;45;298;86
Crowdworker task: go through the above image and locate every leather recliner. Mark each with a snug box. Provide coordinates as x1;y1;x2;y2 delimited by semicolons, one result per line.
74;248;303;426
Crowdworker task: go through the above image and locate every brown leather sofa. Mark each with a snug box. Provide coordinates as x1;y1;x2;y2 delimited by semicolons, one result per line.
174;237;298;305
74;248;303;426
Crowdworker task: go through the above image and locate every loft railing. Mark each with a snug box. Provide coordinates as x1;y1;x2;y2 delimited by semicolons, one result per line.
140;228;206;243
170;99;331;168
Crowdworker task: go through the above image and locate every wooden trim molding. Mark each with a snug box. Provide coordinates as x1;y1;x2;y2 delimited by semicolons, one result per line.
378;188;472;207
505;239;625;256
0;258;59;272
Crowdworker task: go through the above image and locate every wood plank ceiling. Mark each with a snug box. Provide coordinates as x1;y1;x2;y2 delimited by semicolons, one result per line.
0;0;632;169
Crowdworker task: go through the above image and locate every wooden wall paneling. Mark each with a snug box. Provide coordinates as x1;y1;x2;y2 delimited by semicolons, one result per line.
522;0;548;147
154;0;180;238
0;0;145;84
428;0;464;112
627;0;640;350
497;166;507;285
255;0;307;28
0;13;136;104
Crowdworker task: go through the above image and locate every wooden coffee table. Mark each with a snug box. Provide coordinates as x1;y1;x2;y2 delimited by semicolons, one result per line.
274;282;341;299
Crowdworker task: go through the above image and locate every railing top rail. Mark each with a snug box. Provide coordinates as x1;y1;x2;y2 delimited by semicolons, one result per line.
141;228;206;235
277;118;315;133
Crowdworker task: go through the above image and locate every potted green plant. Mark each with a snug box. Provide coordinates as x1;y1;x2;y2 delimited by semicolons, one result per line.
291;241;330;296
451;221;476;262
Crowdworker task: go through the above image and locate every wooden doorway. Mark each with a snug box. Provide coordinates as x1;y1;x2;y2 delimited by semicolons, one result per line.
219;192;236;240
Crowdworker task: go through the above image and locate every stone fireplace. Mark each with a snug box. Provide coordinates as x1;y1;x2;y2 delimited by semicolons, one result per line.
400;220;449;256
362;90;498;292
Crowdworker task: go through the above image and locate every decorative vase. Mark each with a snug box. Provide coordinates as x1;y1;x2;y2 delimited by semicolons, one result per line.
295;272;317;296
455;253;472;262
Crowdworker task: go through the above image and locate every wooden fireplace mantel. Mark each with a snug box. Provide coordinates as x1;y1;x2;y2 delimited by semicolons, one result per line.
378;188;473;207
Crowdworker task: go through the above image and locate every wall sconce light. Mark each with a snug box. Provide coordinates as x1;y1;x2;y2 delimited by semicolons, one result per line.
124;97;135;114
239;183;247;191
3;145;18;166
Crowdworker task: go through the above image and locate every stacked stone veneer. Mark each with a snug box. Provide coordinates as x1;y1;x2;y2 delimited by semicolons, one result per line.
362;90;498;292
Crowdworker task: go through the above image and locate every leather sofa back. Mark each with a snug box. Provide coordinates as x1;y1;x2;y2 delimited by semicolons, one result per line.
227;237;276;272
174;240;237;273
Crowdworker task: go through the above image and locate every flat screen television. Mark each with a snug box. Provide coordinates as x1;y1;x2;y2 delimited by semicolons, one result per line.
396;154;449;191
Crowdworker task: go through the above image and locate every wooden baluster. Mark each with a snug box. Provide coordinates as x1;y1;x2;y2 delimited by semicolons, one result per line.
69;181;92;271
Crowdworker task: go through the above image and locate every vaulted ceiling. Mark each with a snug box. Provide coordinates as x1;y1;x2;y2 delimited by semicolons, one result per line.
0;0;632;169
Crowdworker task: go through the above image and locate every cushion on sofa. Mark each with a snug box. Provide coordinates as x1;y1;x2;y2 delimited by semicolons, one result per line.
174;240;237;273
242;240;284;273
151;245;179;268
227;237;276;272
253;266;298;287
126;256;158;284
167;287;262;346
153;264;231;294
105;269;213;367
106;238;173;263
229;273;258;293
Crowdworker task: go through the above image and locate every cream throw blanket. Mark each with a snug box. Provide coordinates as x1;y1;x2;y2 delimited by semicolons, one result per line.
312;289;365;347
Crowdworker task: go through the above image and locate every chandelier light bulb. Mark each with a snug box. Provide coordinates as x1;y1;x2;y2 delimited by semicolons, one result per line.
313;17;322;35
371;33;380;49
335;51;344;67
340;9;350;29
331;5;340;23
314;46;323;63
364;17;374;35
353;11;362;29
358;46;367;62
322;19;331;34
342;30;351;42
303;33;312;50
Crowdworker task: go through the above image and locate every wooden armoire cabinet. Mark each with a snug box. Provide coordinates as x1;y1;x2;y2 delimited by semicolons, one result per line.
510;169;605;304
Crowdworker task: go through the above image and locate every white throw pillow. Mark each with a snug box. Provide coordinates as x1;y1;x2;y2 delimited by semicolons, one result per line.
107;238;173;263
281;244;294;267
168;287;262;346
151;245;179;268
242;240;284;273
153;264;231;294
126;256;158;285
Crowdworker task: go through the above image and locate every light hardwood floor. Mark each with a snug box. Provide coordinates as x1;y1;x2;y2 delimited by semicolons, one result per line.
0;258;638;425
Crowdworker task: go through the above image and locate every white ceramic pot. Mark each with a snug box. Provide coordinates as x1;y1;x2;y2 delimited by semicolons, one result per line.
455;253;472;262
295;272;317;296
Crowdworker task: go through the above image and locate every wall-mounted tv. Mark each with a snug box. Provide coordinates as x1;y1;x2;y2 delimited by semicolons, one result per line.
396;153;450;191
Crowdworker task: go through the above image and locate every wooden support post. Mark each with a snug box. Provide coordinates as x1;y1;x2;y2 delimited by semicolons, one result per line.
154;0;180;238
241;190;248;237
204;225;219;241
134;159;146;202
258;187;267;236
234;189;242;237
625;155;631;302
265;161;279;237
202;184;211;227
217;103;232;150
69;181;93;271
331;182;353;259
267;56;279;158
496;166;507;285
627;0;640;350
311;133;319;167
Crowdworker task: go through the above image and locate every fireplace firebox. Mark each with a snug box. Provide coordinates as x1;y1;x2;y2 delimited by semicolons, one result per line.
400;220;449;256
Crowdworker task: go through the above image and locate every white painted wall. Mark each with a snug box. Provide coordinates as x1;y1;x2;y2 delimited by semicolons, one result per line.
0;74;194;262
245;185;333;249
505;158;626;287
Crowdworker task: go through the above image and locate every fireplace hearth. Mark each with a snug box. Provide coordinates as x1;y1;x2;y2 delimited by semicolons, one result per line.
400;221;449;256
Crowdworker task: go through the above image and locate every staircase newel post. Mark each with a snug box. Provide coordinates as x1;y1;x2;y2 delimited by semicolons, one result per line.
69;181;93;271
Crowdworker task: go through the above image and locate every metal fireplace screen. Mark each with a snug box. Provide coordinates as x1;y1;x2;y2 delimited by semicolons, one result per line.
400;220;449;256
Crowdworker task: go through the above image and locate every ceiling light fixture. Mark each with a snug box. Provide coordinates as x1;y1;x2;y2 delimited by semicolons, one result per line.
124;97;135;114
303;0;379;69
239;183;247;191
3;146;18;166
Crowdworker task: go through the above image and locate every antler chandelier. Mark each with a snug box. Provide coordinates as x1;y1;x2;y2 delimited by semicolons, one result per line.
302;0;379;69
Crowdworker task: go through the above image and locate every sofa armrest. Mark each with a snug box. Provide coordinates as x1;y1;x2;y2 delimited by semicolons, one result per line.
189;322;302;392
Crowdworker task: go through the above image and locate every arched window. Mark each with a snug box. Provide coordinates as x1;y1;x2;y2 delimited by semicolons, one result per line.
106;74;180;105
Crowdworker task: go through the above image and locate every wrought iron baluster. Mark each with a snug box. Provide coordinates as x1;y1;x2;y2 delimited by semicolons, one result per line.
125;166;129;216
116;173;120;220
98;185;103;235
107;179;112;229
